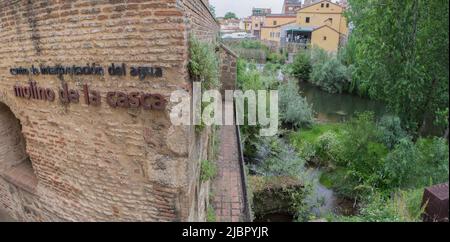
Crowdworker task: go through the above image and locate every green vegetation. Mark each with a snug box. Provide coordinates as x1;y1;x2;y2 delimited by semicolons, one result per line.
290;51;311;82
188;36;220;89
292;112;449;198
289;112;448;222
229;23;448;221
346;0;449;135
335;189;425;222
226;40;288;66
226;40;270;62
267;52;286;65
249;176;313;222
279;81;314;129
249;136;307;178
200;159;217;182
208;5;216;18
237;57;318;220
207;205;216;222
289;48;351;94
224;12;237;19
188;36;220;132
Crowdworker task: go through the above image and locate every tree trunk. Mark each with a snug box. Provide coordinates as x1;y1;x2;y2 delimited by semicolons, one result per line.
419;79;437;136
444;125;449;140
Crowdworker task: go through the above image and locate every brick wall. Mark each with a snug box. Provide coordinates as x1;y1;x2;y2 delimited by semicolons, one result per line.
0;0;218;221
182;0;218;42
219;44;238;97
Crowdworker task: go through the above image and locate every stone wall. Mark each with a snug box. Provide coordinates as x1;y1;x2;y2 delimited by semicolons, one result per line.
0;0;218;221
219;43;238;97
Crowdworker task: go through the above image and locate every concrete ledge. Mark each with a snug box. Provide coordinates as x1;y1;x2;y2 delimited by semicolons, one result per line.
0;160;38;194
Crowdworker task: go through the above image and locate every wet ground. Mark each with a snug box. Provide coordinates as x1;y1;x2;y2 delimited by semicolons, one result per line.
307;169;358;217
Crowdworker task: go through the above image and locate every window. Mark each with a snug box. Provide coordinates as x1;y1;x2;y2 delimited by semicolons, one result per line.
323;36;327;40
326;3;330;7
306;17;310;23
273;21;277;26
255;23;258;27
321;3;324;7
276;32;280;38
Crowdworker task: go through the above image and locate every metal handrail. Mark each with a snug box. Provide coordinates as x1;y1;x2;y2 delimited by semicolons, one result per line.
234;100;254;222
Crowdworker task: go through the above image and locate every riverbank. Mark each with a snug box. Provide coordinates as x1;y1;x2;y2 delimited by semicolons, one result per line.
239;58;448;222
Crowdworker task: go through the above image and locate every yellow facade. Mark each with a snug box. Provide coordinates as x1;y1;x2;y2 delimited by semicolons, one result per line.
260;15;296;43
311;25;340;52
296;0;348;51
263;15;297;28
261;21;296;43
297;0;348;34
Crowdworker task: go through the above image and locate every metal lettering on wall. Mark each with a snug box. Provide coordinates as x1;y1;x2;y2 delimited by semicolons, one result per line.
10;63;166;110
10;63;163;80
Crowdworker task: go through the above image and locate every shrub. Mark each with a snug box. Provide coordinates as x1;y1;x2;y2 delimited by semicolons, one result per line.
415;137;449;186
339;112;383;164
291;51;311;81
289;123;344;164
310;47;329;65
315;131;341;164
200;160;217;182
207;205;216;222
383;138;419;189
227;40;269;62
377;115;408;150
310;56;351;94
238;40;269;50
267;52;286;64
330;112;389;197
337;189;425;222
188;37;220;89
279;80;314;129
263;62;282;76
382;137;449;190
251;136;307;178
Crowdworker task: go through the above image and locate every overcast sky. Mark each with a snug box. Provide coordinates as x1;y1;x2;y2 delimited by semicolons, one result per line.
209;0;284;18
209;0;340;18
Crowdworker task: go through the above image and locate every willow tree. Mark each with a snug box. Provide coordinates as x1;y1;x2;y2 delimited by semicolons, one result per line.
346;0;449;136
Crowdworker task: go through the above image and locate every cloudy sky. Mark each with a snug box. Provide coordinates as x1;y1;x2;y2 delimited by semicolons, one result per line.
209;0;284;18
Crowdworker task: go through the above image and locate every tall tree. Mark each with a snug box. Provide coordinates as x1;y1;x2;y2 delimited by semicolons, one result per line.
224;12;238;19
209;4;216;18
347;0;449;136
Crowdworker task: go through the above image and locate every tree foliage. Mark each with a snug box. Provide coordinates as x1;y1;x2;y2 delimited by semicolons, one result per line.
291;51;311;81
347;0;449;134
224;12;238;19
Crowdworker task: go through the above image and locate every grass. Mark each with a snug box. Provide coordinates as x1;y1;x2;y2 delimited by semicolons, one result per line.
290;123;344;146
207;205;216;222
319;168;347;189
200;160;217;182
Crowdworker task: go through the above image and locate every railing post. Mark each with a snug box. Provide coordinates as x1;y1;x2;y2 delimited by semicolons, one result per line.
422;183;449;222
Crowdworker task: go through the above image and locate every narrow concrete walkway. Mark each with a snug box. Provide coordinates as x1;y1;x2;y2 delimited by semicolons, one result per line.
212;112;246;222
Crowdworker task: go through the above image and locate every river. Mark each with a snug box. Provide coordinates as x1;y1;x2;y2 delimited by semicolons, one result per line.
252;64;389;221
298;81;388;123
